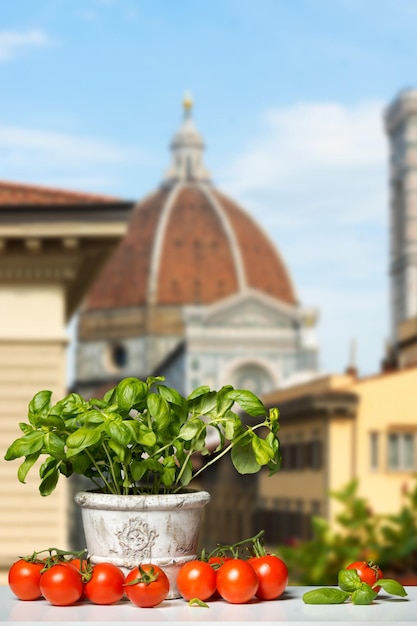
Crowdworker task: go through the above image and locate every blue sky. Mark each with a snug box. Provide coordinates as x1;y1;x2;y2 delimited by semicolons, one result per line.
1;0;416;381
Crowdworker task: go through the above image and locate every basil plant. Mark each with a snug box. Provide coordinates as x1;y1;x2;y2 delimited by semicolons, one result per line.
4;376;281;496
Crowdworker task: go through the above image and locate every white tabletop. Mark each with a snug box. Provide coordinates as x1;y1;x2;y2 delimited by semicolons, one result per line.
0;584;415;625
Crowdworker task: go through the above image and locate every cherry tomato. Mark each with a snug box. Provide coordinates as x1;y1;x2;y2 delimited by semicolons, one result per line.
248;554;288;600
216;559;259;604
40;562;84;606
8;559;44;601
84;562;125;605
346;560;383;592
124;564;169;607
177;560;216;601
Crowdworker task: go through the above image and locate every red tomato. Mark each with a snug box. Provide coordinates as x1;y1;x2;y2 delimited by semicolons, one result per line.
216;559;259;604
84;562;125;605
248;555;288;600
40;563;84;606
176;560;216;601
346;561;383;592
8;559;44;601
124;564;169;607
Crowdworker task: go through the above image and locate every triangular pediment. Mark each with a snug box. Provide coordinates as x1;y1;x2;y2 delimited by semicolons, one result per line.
184;288;301;329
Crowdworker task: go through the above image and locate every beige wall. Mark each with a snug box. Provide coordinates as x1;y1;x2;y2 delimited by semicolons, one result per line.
0;285;70;583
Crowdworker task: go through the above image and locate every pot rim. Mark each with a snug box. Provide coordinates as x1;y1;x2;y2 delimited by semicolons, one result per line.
74;488;211;511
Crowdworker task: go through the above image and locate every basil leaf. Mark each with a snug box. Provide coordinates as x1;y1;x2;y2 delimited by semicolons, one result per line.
231;437;261;474
147;393;171;430
251;434;275;465
116;377;147;412
338;568;362;592
303;588;350;604
106;421;132;447
351;583;378;605
4;431;45;460
377;578;408;597
17;453;40;483
226;389;266;417
158;385;188;413
187;385;211;400
66;427;102;456
43;432;66;460
28;390;52;424
179;419;203;441
39;465;59;496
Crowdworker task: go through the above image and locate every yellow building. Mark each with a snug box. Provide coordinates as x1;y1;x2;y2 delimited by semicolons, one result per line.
258;364;417;544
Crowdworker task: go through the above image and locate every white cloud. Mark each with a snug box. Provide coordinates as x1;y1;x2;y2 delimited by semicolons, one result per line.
221;100;388;225
0;30;50;61
0;123;152;195
219;100;390;375
0;124;134;166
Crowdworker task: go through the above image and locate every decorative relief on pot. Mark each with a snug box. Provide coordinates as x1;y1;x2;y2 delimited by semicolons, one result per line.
112;518;158;561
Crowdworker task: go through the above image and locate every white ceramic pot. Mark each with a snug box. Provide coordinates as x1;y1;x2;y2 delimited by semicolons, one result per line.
74;489;211;599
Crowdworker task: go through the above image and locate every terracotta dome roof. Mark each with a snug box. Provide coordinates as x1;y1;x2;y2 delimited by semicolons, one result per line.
85;100;297;311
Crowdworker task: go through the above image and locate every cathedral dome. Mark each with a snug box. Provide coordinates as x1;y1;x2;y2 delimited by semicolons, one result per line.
85;100;297;311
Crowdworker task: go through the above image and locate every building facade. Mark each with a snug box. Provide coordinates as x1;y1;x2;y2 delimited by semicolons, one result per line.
0;181;133;582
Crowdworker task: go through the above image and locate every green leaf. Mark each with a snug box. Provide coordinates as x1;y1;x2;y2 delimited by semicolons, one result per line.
136;423;157;447
4;431;45;460
28;390;52;425
115;377;147;413
351;583;378;605
106;421;132;447
377;578;408;597
43;432;66;460
216;386;235;416
108;439;126;462
103;386;117;403
187;385;211;400
226;389;266;417
17;453;40;483
161;457;177;486
18;422;34;435
231;436;261;474
338;568;362;592
130;458;164;482
85;409;106;425
303;588;350;604
66;427;102;456
179;419;203;441
147;393;171;431
71;453;91;475
251;434;274;465
189;391;217;416
158;385;187;412
39;465;59;496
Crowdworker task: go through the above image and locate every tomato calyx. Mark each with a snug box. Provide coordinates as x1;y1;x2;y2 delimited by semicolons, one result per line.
16;546;88;573
124;564;160;586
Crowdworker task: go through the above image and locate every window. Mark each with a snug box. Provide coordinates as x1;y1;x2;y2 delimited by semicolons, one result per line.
111;343;127;368
370;432;379;471
387;433;415;470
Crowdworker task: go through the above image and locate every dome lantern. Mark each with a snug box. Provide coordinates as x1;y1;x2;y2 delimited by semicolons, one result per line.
163;95;212;186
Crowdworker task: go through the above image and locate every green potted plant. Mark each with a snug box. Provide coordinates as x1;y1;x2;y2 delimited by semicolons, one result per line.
4;375;281;598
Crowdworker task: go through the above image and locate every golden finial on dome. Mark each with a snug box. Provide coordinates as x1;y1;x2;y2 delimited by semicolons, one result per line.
183;91;193;116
